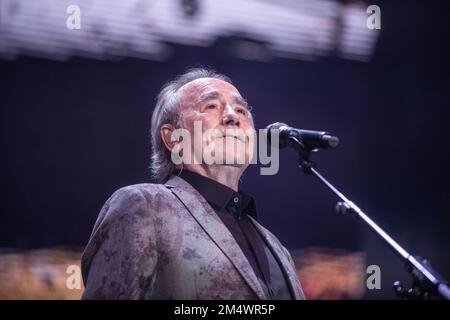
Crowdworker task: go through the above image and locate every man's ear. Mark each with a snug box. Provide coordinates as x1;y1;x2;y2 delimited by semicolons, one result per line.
160;124;177;151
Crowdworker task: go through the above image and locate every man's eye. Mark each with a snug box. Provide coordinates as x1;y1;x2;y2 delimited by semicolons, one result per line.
206;104;217;110
237;108;247;115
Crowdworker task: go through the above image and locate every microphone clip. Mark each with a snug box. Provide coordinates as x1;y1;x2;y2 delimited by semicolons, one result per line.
288;135;317;174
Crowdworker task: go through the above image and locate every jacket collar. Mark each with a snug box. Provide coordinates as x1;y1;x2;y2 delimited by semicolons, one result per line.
165;175;268;300
176;169;257;219
165;175;304;300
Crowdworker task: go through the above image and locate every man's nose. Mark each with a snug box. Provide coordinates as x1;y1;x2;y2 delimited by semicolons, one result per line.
222;105;240;127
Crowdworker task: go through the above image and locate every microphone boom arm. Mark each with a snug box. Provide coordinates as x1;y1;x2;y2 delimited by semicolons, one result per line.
293;140;450;300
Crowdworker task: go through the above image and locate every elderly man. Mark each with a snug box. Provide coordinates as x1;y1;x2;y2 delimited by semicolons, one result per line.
81;68;305;300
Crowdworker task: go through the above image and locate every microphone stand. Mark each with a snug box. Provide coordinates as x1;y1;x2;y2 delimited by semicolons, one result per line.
289;136;450;300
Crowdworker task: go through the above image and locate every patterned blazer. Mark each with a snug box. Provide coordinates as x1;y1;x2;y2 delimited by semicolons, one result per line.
81;175;305;300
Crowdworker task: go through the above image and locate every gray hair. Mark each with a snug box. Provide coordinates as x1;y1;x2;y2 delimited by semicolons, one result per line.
150;68;234;183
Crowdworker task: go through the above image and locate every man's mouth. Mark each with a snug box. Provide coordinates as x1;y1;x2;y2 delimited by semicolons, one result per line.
222;132;246;142
205;129;248;143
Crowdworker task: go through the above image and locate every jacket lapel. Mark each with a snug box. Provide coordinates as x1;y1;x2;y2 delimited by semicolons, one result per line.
247;215;305;300
165;175;268;300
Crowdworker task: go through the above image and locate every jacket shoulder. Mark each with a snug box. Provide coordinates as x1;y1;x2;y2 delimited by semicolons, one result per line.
104;182;171;208
88;182;170;236
112;182;167;197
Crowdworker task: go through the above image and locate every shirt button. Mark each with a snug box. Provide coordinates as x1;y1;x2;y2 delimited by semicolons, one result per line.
233;196;239;203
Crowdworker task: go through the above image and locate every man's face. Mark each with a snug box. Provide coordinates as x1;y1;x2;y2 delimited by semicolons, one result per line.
177;78;254;169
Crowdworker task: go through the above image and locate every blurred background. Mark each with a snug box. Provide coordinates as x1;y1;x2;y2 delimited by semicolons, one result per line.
0;0;449;299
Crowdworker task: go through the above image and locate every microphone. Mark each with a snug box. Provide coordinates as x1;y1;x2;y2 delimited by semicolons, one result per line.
265;122;339;150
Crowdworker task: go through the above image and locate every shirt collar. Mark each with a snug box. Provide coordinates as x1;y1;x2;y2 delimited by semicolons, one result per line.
177;169;257;220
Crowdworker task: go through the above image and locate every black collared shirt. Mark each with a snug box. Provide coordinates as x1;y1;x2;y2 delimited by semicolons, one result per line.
178;170;293;300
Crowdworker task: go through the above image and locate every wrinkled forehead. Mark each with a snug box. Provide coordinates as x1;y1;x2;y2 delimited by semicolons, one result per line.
178;78;242;106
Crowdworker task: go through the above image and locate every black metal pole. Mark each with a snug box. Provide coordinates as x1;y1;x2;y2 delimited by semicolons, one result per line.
297;153;450;300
